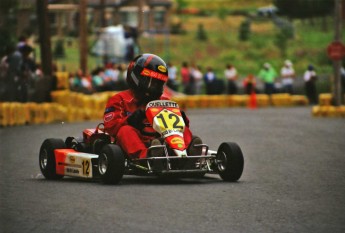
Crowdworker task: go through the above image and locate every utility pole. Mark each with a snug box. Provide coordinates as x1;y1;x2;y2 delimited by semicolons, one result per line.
36;0;52;76
138;0;144;34
79;0;88;75
100;0;106;27
333;0;343;105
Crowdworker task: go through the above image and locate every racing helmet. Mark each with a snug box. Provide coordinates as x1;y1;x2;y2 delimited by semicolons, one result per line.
126;53;168;102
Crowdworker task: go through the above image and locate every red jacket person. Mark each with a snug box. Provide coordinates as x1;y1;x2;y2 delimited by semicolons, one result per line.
103;54;200;159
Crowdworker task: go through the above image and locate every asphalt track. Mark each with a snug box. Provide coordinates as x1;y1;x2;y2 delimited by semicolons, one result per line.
1;107;345;233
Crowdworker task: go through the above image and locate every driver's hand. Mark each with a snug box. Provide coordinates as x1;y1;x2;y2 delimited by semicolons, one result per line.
181;110;190;127
127;109;145;130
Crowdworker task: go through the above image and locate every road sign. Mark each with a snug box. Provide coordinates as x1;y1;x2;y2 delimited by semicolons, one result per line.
327;41;345;60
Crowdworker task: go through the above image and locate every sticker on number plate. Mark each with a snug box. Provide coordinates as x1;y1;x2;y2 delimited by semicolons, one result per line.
55;149;98;178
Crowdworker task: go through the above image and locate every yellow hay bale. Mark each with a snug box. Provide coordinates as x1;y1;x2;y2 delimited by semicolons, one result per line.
336;106;345;117
271;94;292;106
14;103;26;125
171;96;187;110
24;102;38;124
0;102;10;126
231;95;248;107
291;95;309;106
185;95;200;108
51;90;71;106
255;94;270;107
0;103;4;126
205;95;227;108
312;106;321;116
312;105;343;117
55;71;70;89
319;93;332;106
199;95;210;108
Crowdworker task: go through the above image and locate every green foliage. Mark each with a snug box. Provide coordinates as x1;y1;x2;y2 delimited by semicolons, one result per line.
274;24;294;57
217;8;228;21
175;0;188;13
0;28;16;57
273;0;334;19
274;29;288;57
238;19;251;41
196;23;207;41
0;0;18;13
53;39;66;59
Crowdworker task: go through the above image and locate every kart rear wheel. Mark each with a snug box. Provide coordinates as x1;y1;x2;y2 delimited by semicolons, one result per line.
39;138;66;180
98;144;125;184
216;142;244;182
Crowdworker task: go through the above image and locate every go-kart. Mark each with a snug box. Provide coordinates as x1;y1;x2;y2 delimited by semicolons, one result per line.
39;100;244;184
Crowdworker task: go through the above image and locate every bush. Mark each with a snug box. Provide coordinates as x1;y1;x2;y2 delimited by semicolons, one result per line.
196;23;207;41
238;19;251;41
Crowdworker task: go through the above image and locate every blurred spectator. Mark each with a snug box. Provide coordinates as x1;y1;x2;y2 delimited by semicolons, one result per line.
91;67;105;92
70;69;92;94
341;65;345;93
35;63;44;78
0;48;10;100
103;63;119;90
4;45;22;101
124;25;138;62
243;74;257;95
70;70;83;92
19;45;36;102
192;65;203;95
82;73;93;94
167;62;178;91
16;35;28;50
257;63;277;95
204;66;217;94
116;63;128;91
181;61;192;94
304;64;318;105
280;60;296;94
224;64;238;94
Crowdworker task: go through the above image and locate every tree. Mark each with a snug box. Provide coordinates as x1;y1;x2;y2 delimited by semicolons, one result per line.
196;23;207;41
274;26;293;57
238;19;251;41
0;0;18;57
274;0;334;19
175;0;188;14
0;0;18;13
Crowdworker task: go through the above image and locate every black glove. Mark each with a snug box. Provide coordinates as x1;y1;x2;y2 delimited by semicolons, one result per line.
181;110;189;127
127;109;145;130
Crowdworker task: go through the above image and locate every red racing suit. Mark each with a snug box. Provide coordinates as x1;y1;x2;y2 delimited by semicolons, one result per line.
103;89;192;158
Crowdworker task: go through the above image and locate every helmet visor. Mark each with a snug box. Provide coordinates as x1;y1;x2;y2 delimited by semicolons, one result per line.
141;76;164;99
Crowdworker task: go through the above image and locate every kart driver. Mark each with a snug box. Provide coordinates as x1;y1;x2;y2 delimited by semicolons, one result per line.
103;53;201;159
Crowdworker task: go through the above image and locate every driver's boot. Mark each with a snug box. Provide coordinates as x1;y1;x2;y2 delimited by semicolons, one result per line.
148;139;166;171
148;139;164;157
188;136;203;156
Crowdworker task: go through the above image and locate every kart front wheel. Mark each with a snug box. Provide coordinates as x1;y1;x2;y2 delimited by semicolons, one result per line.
216;142;244;182
98;144;125;184
39;138;66;180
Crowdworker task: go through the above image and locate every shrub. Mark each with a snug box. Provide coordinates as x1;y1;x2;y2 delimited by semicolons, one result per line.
196;23;208;41
238;19;251;41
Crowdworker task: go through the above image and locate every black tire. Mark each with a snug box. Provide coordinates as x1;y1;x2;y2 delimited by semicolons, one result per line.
98;144;125;184
216;142;244;182
39;138;66;180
